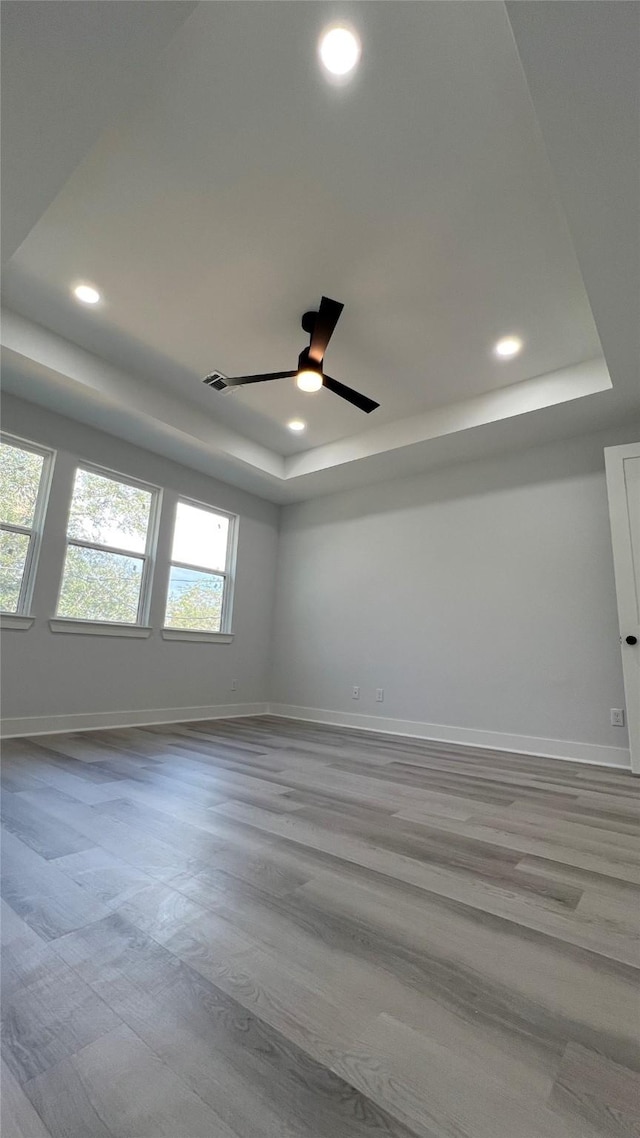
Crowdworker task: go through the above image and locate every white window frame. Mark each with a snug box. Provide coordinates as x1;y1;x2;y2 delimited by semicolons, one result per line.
55;461;161;628
162;495;237;640
0;432;54;619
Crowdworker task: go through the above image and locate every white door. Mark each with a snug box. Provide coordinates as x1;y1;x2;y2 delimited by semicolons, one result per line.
605;443;640;774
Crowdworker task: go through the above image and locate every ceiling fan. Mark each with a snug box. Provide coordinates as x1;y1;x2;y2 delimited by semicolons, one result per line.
203;296;379;414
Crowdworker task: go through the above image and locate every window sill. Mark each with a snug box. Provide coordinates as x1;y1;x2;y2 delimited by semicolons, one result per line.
49;618;152;638
161;628;234;643
0;613;35;630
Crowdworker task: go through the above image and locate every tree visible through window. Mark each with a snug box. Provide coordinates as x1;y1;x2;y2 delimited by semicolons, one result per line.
164;500;233;632
57;466;157;623
0;436;52;613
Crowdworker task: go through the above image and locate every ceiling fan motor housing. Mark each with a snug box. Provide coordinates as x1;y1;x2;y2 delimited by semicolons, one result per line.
297;346;321;374
301;310;318;336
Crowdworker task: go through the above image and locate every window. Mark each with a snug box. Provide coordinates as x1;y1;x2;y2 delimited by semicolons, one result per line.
57;465;159;624
164;499;235;633
0;435;53;614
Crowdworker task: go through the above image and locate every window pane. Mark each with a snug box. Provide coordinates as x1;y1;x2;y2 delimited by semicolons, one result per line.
165;566;224;631
57;545;143;622
0;442;44;527
0;530;30;612
67;468;152;553
172;502;229;571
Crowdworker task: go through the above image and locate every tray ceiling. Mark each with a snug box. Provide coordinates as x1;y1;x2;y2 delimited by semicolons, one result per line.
2;1;637;500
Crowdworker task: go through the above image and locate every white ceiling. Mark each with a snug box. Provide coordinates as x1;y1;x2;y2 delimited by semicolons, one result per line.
0;0;197;261
1;1;638;501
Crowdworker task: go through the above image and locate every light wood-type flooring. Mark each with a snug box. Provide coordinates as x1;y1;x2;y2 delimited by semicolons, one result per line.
1;716;639;1138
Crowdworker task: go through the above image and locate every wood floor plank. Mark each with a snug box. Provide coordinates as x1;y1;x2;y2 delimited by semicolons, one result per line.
2;716;638;1137
1;1059;53;1138
91;795;237;859
292;868;640;1067
150;878;563;1105
0;741;132;804
24;1058;114;1138
14;788;217;882
394;806;640;883
207;798;640;965
1;954;120;1084
548;1042;640;1137
23;1023;238;1138
1;790;94;860
0;894;71;1017
361;1012;571;1138
51;846;158;910
51;912;425;1137
1;831;111;941
515;854;640;899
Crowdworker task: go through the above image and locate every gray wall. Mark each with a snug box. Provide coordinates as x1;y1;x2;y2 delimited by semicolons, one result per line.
1;394;279;728
3;393;637;759
270;425;640;755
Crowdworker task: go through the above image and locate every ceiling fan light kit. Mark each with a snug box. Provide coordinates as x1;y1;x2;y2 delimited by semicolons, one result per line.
203;297;379;414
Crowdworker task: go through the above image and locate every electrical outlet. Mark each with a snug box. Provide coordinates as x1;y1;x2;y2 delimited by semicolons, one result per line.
375;688;384;703
610;708;625;726
352;685;360;700
231;678;238;692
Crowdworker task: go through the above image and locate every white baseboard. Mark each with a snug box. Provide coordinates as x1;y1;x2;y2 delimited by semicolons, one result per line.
0;702;269;739
268;703;631;769
2;699;631;769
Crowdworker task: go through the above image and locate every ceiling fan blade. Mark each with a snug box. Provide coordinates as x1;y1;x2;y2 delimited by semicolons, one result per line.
308;296;344;365
206;370;296;389
323;375;379;414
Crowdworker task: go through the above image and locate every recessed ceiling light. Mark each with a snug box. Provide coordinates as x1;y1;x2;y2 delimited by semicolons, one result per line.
287;419;306;433
494;335;523;359
319;26;361;77
296;369;323;392
73;283;101;305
